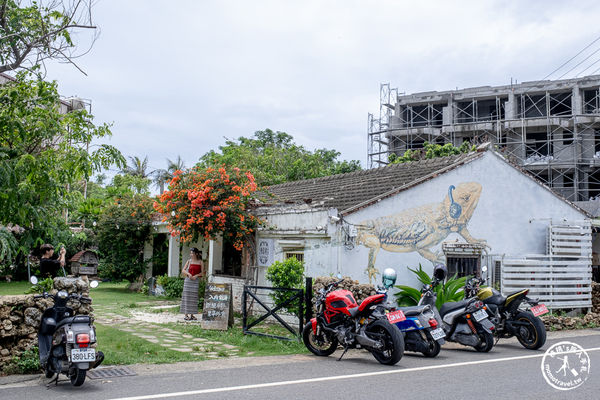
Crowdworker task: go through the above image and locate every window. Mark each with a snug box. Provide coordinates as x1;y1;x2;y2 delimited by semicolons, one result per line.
446;256;479;278
284;251;304;263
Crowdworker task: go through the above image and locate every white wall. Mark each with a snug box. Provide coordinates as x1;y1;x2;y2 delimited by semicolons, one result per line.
339;152;586;287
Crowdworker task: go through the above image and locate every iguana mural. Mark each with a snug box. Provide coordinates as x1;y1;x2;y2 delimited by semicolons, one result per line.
356;182;484;283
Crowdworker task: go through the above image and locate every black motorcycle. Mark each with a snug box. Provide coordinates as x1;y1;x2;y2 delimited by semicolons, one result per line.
419;265;496;352
31;276;104;386
464;266;547;350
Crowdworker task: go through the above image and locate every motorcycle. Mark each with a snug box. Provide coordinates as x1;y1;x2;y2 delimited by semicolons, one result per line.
376;268;445;358
303;276;405;365
30;276;104;386
418;265;496;352
464;266;548;350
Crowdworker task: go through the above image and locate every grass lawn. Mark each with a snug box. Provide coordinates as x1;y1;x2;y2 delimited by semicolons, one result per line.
0;281;30;295
1;280;308;366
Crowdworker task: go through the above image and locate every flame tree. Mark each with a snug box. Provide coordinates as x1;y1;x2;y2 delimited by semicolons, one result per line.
154;166;260;250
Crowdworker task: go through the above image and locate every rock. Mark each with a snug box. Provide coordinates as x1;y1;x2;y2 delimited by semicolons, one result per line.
0;349;9;356
24;307;41;327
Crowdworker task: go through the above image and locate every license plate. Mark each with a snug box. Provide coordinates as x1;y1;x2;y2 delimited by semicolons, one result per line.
386;310;406;323
71;348;96;362
530;304;549;317
430;328;445;341
473;309;488;322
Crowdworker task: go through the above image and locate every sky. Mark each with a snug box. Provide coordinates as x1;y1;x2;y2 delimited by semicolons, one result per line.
39;0;600;184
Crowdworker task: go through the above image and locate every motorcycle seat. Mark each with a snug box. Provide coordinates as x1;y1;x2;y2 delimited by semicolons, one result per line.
484;294;506;306
439;299;469;317
399;305;430;316
348;306;359;318
56;315;92;329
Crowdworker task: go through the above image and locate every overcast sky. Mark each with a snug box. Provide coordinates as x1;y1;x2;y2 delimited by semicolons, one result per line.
41;0;600;182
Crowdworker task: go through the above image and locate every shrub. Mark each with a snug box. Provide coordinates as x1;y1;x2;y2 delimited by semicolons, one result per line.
266;258;304;315
4;347;41;374
156;275;185;298
155;274;206;308
394;264;469;309
26;277;54;294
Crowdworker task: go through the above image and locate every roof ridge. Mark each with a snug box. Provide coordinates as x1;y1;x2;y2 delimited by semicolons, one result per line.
265;152;471;190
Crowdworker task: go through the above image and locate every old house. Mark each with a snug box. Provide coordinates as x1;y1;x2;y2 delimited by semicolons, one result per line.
255;146;594;309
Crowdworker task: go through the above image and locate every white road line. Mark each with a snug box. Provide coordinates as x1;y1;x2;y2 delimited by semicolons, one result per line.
107;346;600;400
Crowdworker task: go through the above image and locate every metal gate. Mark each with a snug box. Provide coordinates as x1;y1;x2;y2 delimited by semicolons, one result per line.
242;285;304;341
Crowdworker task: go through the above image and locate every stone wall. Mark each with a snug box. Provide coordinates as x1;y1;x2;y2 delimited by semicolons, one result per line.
312;276;376;311
0;277;93;374
593;282;600;314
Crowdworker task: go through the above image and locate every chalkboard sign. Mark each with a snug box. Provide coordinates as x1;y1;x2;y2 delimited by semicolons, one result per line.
201;283;233;330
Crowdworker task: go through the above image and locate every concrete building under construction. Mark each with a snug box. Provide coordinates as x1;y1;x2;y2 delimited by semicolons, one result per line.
367;76;600;203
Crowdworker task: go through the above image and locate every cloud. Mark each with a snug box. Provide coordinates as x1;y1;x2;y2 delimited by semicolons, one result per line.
41;0;600;174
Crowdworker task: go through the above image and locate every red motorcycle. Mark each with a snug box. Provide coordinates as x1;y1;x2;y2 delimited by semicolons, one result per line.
303;278;404;365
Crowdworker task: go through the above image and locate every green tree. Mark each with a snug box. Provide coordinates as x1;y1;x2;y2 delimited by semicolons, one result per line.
0;0;97;74
389;141;476;164
0;72;124;251
96;193;154;282
266;257;305;315
199;129;361;186
121;155;153;178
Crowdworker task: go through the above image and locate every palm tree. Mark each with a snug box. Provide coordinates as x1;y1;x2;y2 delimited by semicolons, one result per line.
153;156;185;194
122;156;153;178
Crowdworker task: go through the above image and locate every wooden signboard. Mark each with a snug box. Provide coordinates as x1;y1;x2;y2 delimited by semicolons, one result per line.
201;283;233;330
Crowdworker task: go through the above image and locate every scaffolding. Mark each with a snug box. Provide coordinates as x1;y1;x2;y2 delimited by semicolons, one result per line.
367;76;600;201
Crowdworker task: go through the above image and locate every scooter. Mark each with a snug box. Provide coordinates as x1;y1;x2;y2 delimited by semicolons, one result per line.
376;268;445;358
418;265;496;352
30;276;104;386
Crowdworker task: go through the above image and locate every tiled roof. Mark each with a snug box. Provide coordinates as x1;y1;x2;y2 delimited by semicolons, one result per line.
260;151;483;214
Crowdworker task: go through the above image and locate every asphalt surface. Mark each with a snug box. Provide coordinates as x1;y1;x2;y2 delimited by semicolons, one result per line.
1;329;599;400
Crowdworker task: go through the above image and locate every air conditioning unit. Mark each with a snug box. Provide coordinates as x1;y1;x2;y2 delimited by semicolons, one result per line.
67;97;86;111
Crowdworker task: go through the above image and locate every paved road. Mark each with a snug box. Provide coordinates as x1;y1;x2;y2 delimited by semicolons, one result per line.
2;329;599;400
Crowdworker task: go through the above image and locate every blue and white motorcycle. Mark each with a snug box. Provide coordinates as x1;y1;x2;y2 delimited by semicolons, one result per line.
376;268;445;358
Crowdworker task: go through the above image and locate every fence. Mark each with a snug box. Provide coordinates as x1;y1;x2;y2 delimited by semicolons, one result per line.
501;221;592;309
242;285;304;341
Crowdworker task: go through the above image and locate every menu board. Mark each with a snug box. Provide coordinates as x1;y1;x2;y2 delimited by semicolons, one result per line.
201;283;233;330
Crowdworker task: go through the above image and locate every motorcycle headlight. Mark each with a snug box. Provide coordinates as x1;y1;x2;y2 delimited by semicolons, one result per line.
58;291;69;299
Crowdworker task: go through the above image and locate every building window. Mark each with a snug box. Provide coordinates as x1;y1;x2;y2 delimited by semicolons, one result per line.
446;256;479;278
284;251;304;263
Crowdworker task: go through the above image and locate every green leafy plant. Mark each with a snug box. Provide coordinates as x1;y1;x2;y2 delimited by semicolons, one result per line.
156;275;185;298
4;347;41;374
394;264;469;309
390;141;476;164
26;277;54;294
96;193;154;282
266;257;304;315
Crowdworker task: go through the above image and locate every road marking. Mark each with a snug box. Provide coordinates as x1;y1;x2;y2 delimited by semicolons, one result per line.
107;346;600;400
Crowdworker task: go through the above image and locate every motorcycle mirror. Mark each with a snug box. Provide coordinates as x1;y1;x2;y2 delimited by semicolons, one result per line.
481;265;488;273
336;273;342;279
90;280;99;289
30;276;38;285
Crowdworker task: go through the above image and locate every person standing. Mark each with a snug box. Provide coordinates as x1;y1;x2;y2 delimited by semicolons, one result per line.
39;244;66;278
181;247;204;321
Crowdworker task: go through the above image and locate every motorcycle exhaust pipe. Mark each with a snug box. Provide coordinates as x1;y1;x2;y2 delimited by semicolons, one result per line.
355;334;382;350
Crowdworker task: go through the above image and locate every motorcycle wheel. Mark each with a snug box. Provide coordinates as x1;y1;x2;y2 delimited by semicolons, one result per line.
70;368;87;386
365;320;404;365
474;330;494;352
302;322;338;357
422;331;441;358
515;311;546;350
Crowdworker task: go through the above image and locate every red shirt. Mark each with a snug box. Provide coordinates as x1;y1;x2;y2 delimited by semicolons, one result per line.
188;263;202;276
